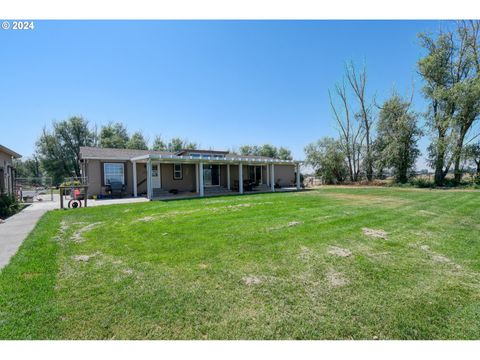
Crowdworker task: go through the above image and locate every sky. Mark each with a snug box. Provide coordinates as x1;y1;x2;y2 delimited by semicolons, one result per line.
0;20;453;169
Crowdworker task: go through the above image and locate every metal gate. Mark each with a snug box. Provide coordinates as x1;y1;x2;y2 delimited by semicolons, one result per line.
15;177;54;202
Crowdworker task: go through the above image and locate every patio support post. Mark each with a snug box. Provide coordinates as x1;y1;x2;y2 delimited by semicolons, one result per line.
147;158;152;200
227;164;231;190
199;162;204;197
266;164;270;186
132;161;138;197
270;164;275;192
195;163;200;193
239;164;243;194
158;162;162;189
296;163;301;190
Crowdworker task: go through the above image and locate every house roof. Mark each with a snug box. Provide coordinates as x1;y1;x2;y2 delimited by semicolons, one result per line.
0;144;22;159
176;149;229;155
80;146;299;164
79;146;174;160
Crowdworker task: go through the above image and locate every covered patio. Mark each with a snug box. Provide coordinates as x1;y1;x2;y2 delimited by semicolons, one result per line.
129;154;302;200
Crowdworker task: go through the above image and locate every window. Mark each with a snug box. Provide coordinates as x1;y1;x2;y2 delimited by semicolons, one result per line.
173;164;182;180
104;163;124;185
152;164;159;177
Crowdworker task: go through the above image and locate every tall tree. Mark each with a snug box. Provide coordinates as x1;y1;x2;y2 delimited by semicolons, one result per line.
463;141;480;176
304;137;348;184
329;81;365;182
239;145;260;156
345;62;375;181
151;135;167;151
376;93;422;183
167;138;198;152
99;122;129;148
36;117;96;184
418;21;480;185
126;132;148;150
277;147;293;160
13;155;42;179
258;144;278;158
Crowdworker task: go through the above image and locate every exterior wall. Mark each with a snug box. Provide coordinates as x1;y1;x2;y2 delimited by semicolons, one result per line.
220;165;228;187
273;164;296;187
84;159;298;196
86;159;134;197
135;162;147;195
160;163;196;192
0;151;13;195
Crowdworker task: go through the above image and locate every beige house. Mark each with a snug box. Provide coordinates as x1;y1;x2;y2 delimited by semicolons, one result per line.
0;145;22;196
79;147;301;200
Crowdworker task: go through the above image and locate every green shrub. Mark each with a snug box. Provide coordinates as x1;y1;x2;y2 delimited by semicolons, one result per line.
0;194;20;219
408;177;435;188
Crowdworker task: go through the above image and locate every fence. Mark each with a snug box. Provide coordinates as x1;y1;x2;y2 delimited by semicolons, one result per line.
15;177;54;202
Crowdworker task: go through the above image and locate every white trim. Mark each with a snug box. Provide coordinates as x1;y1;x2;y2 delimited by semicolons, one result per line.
266;164;270;186
296;163;301;190
147;159;152;200
199;162;204;197
270;164;275;192
103;162;125;185
195;163;199;193
132;161;137;197
227;164;231;190
173;163;182;180
239;164;243;194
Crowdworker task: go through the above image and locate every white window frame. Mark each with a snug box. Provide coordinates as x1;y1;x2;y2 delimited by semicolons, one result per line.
104;162;125;185
173;163;183;180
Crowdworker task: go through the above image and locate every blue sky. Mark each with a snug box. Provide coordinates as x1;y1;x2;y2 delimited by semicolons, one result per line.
0;20;451;168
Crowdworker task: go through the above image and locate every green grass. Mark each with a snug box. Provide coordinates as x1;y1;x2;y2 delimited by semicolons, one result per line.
1;187;480;339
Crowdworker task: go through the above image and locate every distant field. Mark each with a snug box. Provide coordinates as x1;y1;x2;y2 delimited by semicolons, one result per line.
1;187;479;339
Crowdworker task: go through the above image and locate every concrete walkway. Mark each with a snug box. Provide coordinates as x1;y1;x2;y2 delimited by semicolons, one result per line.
0;199;58;270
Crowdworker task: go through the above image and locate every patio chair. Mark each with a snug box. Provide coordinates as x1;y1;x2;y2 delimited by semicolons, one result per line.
108;181;126;198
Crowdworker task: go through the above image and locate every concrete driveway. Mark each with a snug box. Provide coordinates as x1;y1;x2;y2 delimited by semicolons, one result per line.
0;195;150;269
0;198;58;269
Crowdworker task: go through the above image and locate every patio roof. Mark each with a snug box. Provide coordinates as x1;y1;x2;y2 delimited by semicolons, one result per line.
130;153;302;165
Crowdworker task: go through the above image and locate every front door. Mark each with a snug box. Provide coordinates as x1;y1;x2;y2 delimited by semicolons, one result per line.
152;163;161;188
248;166;262;185
203;165;220;186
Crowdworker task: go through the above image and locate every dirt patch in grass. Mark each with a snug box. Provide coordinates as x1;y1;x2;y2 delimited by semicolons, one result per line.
198;263;209;269
418;210;437;216
326;269;349;287
324;192;410;208
328;246;352;258
418;244;461;270
242;276;262;286
71;222;103;243
136;216;155;222
362;228;388;240
72;252;101;262
268;221;304;232
298;246;312;260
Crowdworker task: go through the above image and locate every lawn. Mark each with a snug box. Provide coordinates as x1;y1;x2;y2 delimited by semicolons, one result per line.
1;187;480;339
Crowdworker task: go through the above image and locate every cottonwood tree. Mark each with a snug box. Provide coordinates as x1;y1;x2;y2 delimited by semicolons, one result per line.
329;81;365;182
345;62;375;181
151;135;167;151
304;137;348;184
239;144;293;159
375;93;422;183
418;21;480;185
126;132;148;150
463;141;480;177
36;117;96;184
167;138;198;152
99;122;129;148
